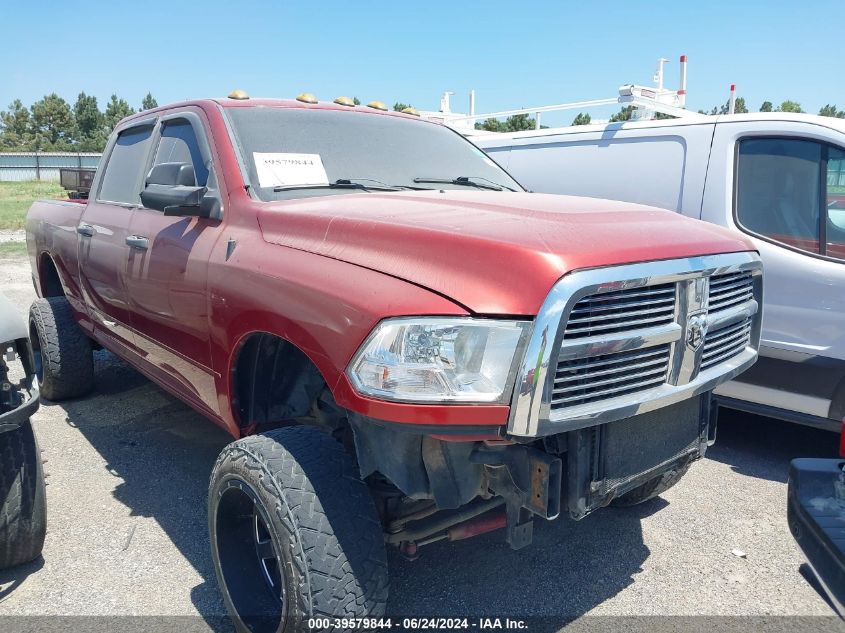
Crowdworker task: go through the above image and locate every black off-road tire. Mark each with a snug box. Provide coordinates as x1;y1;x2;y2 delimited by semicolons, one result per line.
29;297;94;401
209;425;388;633
611;464;691;507
0;420;46;569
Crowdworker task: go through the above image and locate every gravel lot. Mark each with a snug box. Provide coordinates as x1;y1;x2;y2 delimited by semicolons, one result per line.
0;249;841;630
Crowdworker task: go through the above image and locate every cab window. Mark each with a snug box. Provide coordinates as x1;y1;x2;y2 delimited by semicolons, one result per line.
151;119;209;187
97;125;154;205
735;137;844;260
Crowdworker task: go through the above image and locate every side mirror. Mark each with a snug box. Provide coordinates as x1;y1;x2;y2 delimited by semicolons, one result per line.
140;162;212;217
147;162;197;187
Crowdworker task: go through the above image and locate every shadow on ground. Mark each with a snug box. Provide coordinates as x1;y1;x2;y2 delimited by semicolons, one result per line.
53;350;232;629
22;350;829;628
46;351;657;629
707;409;838;483
0;557;43;602
387;502;660;626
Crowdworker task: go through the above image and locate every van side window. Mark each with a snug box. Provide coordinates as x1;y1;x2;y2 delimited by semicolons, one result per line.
827;147;845;259
151;120;209;187
97;126;154;205
736;138;822;255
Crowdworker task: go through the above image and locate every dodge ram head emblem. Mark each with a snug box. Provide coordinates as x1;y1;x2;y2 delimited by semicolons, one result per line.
686;313;708;351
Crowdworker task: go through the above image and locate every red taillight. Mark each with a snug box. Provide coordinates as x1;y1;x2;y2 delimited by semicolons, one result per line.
839;419;845;458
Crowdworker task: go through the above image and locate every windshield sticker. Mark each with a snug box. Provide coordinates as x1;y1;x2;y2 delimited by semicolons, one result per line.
253;152;329;188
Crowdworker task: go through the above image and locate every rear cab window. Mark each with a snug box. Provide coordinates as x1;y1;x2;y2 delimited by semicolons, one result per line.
735;137;845;261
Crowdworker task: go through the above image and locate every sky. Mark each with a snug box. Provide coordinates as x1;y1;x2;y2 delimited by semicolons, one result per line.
4;0;845;127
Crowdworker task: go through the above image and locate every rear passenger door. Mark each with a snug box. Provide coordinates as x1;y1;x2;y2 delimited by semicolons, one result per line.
124;109;223;415
78;119;155;354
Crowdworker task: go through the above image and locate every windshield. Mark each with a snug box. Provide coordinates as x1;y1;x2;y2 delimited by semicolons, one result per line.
225;106;523;201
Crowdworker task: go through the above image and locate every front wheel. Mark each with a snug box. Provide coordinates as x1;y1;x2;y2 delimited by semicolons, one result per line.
209;426;388;633
0;420;47;569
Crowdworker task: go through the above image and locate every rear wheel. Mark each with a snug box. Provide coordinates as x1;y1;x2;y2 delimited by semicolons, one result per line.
611;464;690;507
0;420;46;569
209;426;388;633
29;297;94;401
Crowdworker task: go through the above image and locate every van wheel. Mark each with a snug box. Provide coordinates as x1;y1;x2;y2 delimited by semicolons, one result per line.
29;297;94;401
209;426;388;632
611;464;690;507
0;420;47;569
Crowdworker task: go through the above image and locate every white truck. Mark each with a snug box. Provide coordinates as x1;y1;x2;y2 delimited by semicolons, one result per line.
472;111;845;432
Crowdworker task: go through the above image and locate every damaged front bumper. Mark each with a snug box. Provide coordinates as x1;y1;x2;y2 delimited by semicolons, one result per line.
0;337;40;433
369;394;712;552
0;384;40;433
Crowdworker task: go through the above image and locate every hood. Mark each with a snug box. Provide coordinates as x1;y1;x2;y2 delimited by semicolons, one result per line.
257;191;753;315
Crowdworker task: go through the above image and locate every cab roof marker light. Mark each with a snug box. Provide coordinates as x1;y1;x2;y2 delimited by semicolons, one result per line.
367;101;388;111
401;107;420;116
296;93;318;104
334;96;356;107
228;89;249;100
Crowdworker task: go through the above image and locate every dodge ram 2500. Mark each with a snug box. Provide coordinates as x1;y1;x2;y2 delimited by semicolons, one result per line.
26;93;763;630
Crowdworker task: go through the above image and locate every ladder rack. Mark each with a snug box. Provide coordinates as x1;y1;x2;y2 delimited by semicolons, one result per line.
422;55;716;131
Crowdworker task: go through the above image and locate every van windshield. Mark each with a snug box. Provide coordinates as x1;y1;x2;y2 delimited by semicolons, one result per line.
225;106;523;201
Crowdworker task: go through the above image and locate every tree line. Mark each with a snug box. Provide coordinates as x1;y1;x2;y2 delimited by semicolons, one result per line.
0;94;417;153
4;92;843;151
0;92;158;152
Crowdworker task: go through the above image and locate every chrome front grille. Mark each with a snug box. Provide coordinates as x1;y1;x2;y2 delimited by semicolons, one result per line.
708;271;754;312
563;283;676;339
701;317;752;370
508;252;764;438
552;345;671;409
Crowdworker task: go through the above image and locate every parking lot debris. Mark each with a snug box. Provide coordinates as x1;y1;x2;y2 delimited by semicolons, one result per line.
732;549;748;559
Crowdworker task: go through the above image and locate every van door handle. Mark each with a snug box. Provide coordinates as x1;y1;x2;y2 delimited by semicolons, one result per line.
77;223;95;237
125;235;150;250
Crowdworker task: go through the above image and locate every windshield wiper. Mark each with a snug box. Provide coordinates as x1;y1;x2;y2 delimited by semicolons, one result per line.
412;176;516;192
273;178;405;193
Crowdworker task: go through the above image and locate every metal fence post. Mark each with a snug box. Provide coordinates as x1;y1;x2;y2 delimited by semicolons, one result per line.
77;152;82;168
35;152;41;181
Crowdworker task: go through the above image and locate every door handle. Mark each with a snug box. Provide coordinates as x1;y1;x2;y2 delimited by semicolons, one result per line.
77;223;95;237
125;235;150;250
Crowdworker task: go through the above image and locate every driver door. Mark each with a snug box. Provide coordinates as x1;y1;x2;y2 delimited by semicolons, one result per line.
124;109;223;415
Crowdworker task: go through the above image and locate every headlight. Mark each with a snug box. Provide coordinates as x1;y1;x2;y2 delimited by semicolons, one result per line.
347;317;530;403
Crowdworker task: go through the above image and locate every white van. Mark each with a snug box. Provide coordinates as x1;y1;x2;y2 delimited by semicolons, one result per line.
474;113;845;432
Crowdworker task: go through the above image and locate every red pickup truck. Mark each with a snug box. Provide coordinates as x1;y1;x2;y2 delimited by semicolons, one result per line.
26;94;762;628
